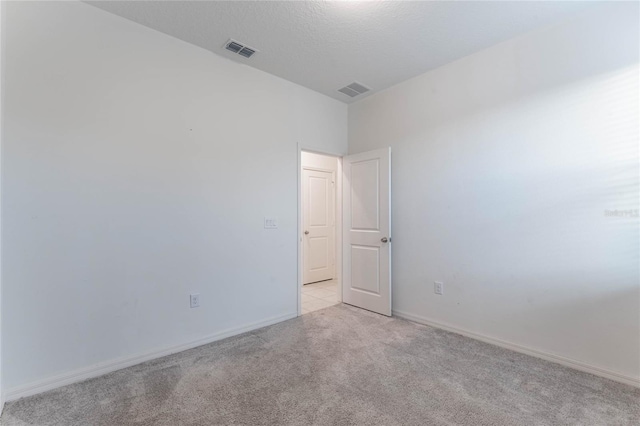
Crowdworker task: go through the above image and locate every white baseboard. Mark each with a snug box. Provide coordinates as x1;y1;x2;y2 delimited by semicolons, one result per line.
5;312;298;402
392;310;640;389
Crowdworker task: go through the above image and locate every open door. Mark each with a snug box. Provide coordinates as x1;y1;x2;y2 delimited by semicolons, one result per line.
342;147;391;316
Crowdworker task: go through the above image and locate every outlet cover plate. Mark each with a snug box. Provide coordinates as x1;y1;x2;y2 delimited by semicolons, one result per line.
190;293;200;308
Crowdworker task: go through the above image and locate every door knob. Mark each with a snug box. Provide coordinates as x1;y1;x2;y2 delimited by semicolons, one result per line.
304;231;309;235
381;237;388;243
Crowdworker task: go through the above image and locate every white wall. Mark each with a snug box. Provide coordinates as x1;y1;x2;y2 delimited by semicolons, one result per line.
301;151;339;174
2;0;346;393
349;2;639;384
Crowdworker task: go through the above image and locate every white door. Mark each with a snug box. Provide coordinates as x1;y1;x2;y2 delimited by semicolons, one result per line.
303;168;336;284
342;148;391;316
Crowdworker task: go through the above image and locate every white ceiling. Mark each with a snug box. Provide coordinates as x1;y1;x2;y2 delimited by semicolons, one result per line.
87;1;596;104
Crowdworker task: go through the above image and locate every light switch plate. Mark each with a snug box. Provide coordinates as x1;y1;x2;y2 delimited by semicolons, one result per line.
264;217;278;229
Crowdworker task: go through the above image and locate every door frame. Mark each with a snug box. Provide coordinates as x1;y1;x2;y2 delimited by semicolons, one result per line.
297;144;343;317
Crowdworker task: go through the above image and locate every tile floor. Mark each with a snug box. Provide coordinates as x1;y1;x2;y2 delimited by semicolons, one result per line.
301;279;340;314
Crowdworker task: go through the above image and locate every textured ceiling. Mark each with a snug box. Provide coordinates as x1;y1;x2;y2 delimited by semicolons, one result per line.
86;1;596;103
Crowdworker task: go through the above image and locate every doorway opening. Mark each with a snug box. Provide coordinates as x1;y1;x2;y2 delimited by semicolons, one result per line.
298;150;343;316
297;146;392;318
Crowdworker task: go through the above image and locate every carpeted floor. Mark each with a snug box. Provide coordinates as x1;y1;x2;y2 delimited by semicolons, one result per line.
2;304;639;425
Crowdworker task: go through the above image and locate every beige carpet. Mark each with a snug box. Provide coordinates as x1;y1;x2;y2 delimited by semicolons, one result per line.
2;304;639;425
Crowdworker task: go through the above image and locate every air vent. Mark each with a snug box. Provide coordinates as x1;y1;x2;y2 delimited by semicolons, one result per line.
224;39;257;58
238;47;255;58
338;82;370;98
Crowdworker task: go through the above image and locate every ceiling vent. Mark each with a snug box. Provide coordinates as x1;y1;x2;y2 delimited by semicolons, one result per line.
338;82;371;98
224;39;257;58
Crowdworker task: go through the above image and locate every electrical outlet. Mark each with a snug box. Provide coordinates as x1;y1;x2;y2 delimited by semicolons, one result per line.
190;293;200;308
434;281;444;295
